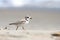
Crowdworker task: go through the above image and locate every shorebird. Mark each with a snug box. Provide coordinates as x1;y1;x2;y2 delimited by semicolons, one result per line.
9;16;32;30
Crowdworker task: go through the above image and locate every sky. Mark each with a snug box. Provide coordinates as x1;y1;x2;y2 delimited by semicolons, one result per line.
0;0;60;8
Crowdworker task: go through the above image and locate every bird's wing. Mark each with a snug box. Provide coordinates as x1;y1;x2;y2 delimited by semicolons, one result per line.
9;20;26;25
9;22;20;25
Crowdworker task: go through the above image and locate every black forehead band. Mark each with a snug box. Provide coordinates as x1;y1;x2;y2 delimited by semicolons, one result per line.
25;17;29;18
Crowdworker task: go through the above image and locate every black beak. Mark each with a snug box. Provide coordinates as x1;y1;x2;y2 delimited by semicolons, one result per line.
30;18;32;19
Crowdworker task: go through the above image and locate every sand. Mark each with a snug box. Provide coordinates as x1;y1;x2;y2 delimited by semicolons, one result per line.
0;30;59;40
0;9;60;40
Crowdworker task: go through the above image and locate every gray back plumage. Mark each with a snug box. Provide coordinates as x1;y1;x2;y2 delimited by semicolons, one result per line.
9;21;26;25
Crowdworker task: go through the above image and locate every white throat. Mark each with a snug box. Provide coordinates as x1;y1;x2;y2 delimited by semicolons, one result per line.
25;18;30;24
27;18;30;21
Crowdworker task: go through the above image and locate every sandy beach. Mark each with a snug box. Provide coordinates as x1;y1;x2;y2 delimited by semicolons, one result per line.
0;9;60;40
0;30;59;40
0;0;60;39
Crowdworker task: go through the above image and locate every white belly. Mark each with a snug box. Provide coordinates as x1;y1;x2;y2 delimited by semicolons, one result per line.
26;21;29;24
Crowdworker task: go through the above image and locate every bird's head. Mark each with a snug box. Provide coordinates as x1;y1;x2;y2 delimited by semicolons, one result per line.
25;16;32;21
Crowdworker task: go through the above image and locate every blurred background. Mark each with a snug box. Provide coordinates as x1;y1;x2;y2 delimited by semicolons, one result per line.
0;0;60;30
0;0;60;8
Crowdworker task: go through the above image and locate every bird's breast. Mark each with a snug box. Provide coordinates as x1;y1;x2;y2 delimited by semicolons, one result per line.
25;21;29;24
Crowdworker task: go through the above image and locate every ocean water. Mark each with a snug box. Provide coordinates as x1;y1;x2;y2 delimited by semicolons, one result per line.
0;8;60;30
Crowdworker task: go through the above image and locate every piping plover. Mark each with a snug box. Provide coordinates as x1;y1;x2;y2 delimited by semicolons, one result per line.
9;16;32;30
